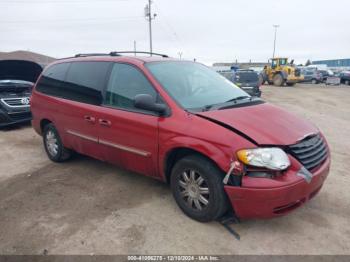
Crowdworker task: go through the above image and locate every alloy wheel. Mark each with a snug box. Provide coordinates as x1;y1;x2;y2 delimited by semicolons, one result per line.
178;169;210;211
46;130;58;156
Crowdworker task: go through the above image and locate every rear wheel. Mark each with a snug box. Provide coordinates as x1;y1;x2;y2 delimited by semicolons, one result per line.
43;123;72;162
170;155;229;222
273;74;284;86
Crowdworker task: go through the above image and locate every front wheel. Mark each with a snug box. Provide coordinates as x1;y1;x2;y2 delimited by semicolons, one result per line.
43;123;72;162
273;74;284;86
170;155;229;222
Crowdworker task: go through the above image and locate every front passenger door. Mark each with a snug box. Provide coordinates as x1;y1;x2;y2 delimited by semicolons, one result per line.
98;63;161;177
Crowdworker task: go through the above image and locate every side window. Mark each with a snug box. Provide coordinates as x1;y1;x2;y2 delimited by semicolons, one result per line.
104;63;157;112
36;62;70;97
64;62;111;105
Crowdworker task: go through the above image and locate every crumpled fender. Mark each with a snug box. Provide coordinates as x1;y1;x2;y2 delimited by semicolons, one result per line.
159;136;234;181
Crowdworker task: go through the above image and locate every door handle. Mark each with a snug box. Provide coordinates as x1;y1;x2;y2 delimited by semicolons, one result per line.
84;115;96;123
99;119;112;127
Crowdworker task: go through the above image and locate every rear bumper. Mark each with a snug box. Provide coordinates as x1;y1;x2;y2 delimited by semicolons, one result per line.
0;108;31;127
224;157;330;219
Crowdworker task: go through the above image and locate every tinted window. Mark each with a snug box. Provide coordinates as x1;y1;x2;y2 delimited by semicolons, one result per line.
64;62;111;105
104;63;157;111
36;61;111;105
36;62;70;96
235;72;259;82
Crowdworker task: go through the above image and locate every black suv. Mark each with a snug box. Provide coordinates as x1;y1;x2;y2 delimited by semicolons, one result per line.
0;60;42;127
231;70;261;97
339;71;350;85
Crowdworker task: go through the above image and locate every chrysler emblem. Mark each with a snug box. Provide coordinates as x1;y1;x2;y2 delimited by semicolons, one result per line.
21;97;30;105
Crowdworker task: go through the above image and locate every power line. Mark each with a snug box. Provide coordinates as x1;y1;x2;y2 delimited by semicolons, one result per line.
0;16;144;24
0;0;136;3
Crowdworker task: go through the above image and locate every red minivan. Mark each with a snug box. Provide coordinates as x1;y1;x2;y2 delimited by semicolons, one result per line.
31;52;330;222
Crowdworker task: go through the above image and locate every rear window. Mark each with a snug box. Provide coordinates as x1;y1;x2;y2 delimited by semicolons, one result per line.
235;72;259;82
36;61;111;105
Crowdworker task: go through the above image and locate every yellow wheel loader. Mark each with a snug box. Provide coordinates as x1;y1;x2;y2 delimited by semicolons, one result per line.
262;58;304;86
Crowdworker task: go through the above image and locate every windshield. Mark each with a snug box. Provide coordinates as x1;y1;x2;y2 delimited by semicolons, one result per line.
146;61;249;110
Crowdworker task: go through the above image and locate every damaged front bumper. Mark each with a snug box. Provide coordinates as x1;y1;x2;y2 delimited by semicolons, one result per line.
224;156;330;219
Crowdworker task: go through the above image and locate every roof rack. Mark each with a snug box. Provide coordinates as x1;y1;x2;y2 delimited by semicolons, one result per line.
74;53;111;58
72;51;169;59
109;51;168;58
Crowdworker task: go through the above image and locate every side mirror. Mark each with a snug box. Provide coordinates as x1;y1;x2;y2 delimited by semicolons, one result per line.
134;94;167;115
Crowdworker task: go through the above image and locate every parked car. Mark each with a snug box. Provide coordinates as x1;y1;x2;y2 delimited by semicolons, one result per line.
301;69;323;84
0;60;42;127
318;69;332;82
231;70;262;97
339;71;350;85
31;52;330;221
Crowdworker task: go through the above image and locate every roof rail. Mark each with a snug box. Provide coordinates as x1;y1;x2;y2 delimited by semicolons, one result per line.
74;53;113;58
109;51;168;58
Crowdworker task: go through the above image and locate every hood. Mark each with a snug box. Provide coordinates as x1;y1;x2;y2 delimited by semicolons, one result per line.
0;60;42;83
197;103;318;145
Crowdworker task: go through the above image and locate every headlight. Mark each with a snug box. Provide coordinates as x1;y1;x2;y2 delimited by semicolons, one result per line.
237;148;290;170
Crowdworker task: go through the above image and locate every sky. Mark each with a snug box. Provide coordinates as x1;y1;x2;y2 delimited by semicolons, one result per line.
0;0;349;65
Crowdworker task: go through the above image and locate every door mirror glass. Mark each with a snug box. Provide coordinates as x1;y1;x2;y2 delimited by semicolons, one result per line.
134;94;167;115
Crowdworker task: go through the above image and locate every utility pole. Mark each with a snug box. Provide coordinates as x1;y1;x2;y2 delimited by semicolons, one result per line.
145;0;157;55
272;24;280;58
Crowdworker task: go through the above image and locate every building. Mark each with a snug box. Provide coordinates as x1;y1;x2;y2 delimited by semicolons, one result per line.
313;59;350;68
213;62;268;70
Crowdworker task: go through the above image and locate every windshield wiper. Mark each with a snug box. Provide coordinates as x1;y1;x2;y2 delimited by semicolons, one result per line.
200;96;257;112
225;96;251;103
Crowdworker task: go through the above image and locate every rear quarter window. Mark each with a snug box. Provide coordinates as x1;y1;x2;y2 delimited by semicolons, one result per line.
36;62;70;97
36;61;112;105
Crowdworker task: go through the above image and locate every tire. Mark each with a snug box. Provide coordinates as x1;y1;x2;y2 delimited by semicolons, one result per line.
273;74;284;86
43;123;72;162
345;80;350;86
170;155;229;222
311;79;317;84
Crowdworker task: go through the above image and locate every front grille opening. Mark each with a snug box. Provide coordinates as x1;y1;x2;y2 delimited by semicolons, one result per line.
1;97;30;107
288;134;328;171
273;198;306;214
8;112;31;121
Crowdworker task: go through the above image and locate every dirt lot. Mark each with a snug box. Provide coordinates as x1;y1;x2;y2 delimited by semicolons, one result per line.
0;84;349;255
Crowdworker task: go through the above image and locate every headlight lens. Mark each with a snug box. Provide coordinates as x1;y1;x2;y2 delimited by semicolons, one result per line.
237;147;290;170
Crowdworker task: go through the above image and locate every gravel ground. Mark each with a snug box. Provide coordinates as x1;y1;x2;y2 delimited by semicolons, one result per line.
0;84;349;255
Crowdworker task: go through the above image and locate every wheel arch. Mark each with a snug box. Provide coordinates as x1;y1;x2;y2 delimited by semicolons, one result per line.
40;118;52;132
163;146;228;184
274;71;288;80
